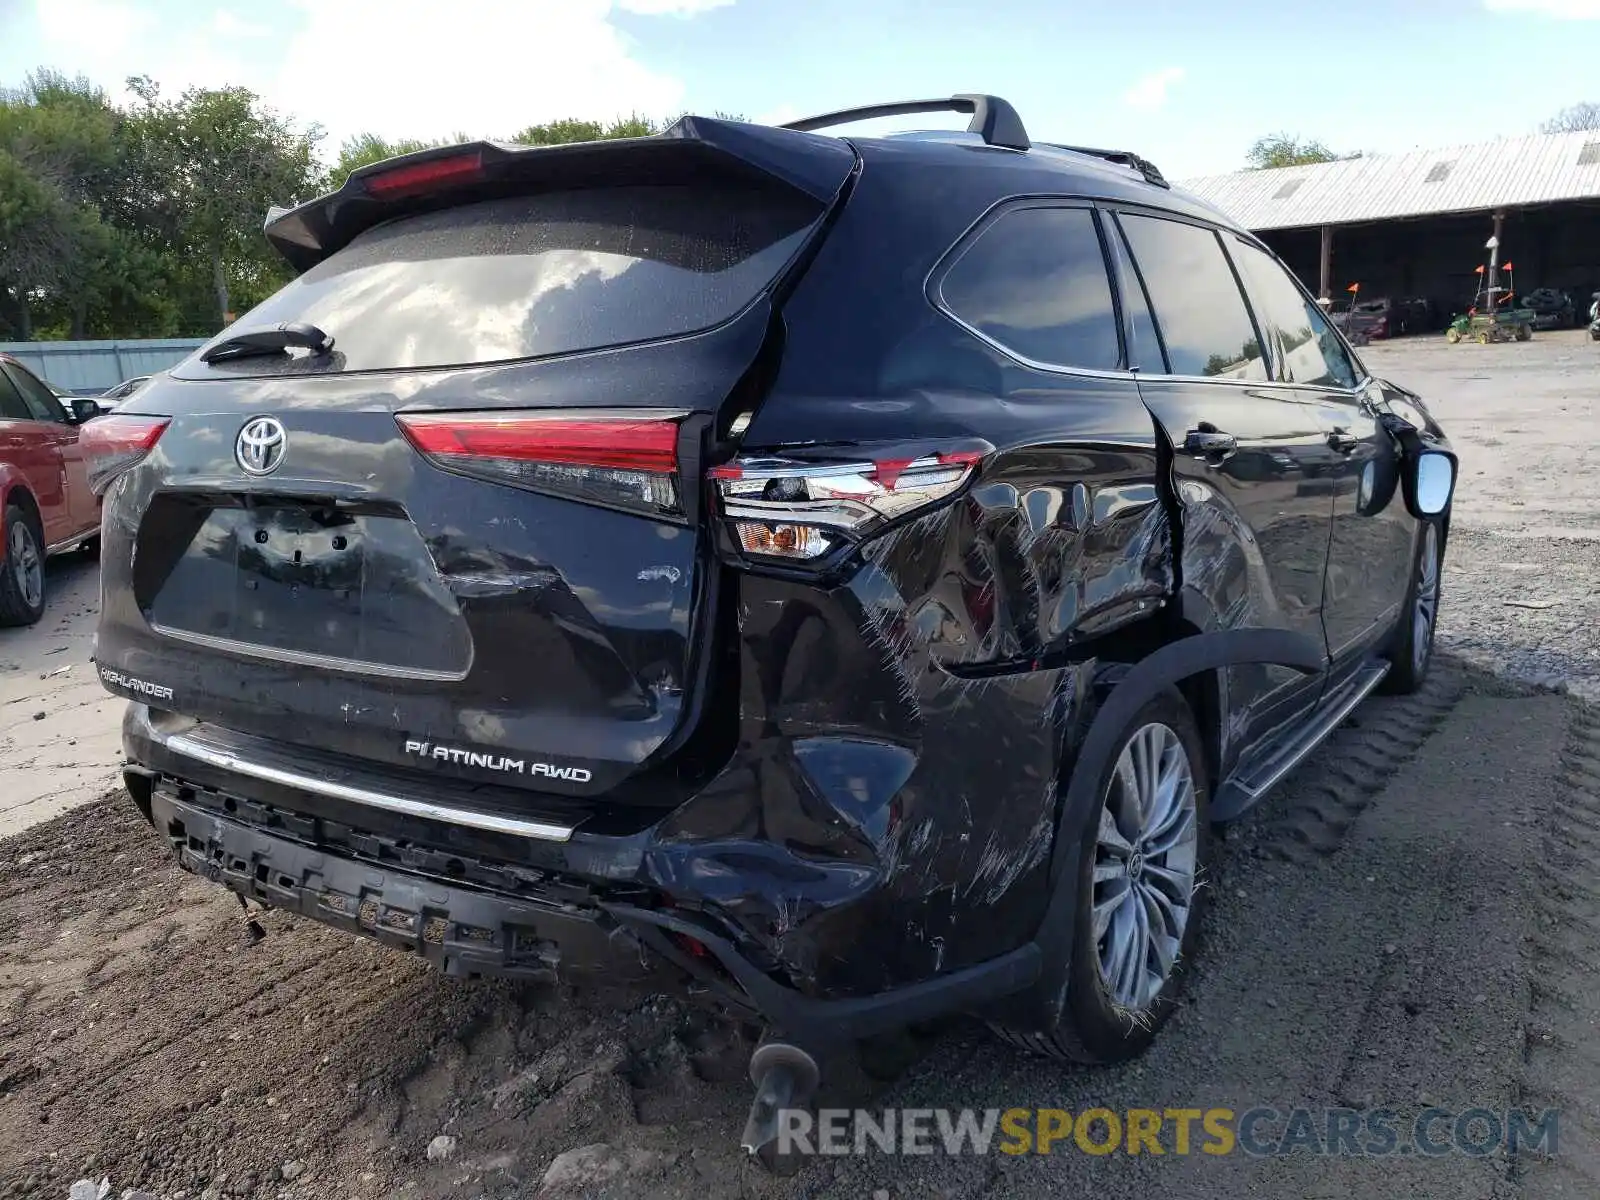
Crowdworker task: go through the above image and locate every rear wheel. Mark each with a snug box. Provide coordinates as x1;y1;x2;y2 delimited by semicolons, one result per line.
1381;521;1441;695
1516;324;1532;341
0;504;46;627
995;688;1210;1063
1445;327;1462;344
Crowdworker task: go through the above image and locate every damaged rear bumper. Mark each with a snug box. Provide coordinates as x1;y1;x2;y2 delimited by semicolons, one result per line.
125;704;1039;1048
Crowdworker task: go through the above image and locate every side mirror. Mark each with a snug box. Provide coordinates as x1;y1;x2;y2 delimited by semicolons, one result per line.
71;397;103;423
1405;448;1456;519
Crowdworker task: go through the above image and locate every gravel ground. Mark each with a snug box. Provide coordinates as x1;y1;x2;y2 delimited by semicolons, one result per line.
1360;330;1600;701
0;330;1597;1199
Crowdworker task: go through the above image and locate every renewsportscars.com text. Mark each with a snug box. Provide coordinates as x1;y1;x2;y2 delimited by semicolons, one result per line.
776;1106;1559;1158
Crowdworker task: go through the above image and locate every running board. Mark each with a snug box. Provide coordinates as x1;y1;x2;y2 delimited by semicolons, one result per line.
1211;660;1390;821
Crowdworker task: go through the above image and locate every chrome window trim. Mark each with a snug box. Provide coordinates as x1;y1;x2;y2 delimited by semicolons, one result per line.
927;198;1134;380
921;194;1377;398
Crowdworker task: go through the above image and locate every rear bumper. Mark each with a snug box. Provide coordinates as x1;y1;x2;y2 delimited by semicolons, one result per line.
123;704;1040;1047
151;788;657;983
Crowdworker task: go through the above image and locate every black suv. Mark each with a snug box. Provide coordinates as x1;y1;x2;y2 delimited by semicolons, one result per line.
94;95;1456;1154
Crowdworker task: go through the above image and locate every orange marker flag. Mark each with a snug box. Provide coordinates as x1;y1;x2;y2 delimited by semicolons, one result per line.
1502;261;1514;271
1347;282;1360;293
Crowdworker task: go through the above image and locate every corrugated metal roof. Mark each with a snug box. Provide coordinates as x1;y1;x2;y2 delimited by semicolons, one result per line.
1177;130;1600;231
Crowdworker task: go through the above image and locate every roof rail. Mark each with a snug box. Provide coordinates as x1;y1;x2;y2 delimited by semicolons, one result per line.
1044;143;1170;189
781;94;1030;152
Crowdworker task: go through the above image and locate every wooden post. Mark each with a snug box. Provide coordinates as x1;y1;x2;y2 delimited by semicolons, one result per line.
1318;225;1333;301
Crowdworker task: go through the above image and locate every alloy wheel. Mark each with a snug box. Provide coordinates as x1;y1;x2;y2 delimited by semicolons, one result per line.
1092;722;1200;1012
9;520;41;611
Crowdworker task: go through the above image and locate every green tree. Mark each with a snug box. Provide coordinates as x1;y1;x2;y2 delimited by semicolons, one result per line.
1541;102;1600;134
512;113;660;145
122;77;322;328
331;130;479;185
1245;133;1358;170
0;70;128;338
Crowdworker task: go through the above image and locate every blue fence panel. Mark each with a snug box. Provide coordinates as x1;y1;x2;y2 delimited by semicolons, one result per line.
0;339;207;394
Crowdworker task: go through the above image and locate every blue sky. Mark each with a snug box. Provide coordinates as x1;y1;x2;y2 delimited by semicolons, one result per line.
2;0;1597;179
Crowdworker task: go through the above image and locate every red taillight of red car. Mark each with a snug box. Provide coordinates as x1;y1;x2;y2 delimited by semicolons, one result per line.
78;414;171;495
395;410;684;516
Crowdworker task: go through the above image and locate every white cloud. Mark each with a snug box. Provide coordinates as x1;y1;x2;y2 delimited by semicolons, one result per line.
28;0;730;155
1122;66;1185;112
211;11;270;38
275;0;693;149
1483;0;1600;14
616;0;735;13
33;0;156;57
754;103;800;126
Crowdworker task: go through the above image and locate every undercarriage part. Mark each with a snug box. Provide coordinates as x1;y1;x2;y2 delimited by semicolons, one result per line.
740;1040;820;1174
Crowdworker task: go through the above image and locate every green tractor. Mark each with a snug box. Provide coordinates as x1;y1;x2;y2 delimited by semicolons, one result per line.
1445;308;1534;344
1446;246;1532;343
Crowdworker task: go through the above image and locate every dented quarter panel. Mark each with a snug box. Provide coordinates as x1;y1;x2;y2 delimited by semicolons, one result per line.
653;331;1175;992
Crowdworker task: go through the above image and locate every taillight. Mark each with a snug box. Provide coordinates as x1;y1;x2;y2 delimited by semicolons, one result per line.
396;410;685;516
361;151;485;199
709;444;989;563
78;415;170;495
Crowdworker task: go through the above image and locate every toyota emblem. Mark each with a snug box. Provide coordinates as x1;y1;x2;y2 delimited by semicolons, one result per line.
236;416;287;476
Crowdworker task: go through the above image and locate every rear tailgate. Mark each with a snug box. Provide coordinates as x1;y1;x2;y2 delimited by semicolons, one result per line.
99;124;855;800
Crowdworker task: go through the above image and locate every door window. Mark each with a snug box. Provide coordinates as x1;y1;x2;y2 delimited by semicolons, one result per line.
0;372;31;421
937;205;1122;371
3;364;70;423
1117;213;1267;381
1230;239;1361;389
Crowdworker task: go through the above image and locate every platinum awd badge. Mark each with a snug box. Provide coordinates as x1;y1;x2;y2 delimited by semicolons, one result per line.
403;739;593;783
99;667;174;701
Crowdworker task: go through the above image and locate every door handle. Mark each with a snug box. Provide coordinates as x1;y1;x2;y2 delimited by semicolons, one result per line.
1327;428;1361;453
1183;428;1237;457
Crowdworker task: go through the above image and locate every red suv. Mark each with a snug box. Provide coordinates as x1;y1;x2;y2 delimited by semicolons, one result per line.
0;354;108;625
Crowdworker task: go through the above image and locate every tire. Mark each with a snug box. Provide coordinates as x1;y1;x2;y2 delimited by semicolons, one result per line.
1380;521;1441;695
0;504;46;628
994;688;1211;1063
1516;325;1532;342
1445;327;1462;344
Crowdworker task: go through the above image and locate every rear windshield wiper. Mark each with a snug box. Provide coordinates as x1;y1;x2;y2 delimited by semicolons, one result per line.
200;322;334;364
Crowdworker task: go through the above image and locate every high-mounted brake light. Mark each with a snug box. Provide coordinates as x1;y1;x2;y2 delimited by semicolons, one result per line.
710;445;989;563
362;151;485;199
78;414;170;495
396;410;685;517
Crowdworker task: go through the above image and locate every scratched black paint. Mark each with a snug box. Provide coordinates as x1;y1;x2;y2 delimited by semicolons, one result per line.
99;122;1446;1025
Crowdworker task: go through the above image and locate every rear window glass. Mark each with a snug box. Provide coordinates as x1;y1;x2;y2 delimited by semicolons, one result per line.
937;206;1120;371
189;185;820;375
1117;213;1267;381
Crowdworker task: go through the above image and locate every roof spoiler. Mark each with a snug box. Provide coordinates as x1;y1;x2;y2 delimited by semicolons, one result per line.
262;117;856;274
781;94;1030;152
1043;143;1170;189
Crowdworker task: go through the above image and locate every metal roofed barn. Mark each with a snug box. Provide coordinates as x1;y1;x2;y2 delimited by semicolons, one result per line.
1179;129;1600;334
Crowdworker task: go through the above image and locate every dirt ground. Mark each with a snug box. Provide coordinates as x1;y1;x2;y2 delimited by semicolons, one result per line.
0;330;1597;1199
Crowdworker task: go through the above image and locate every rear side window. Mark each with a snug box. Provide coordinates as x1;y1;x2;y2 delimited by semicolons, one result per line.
1230;239;1360;389
1117;214;1267;381
188;184;821;376
0;371;29;421
937;206;1120;372
3;363;68;422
